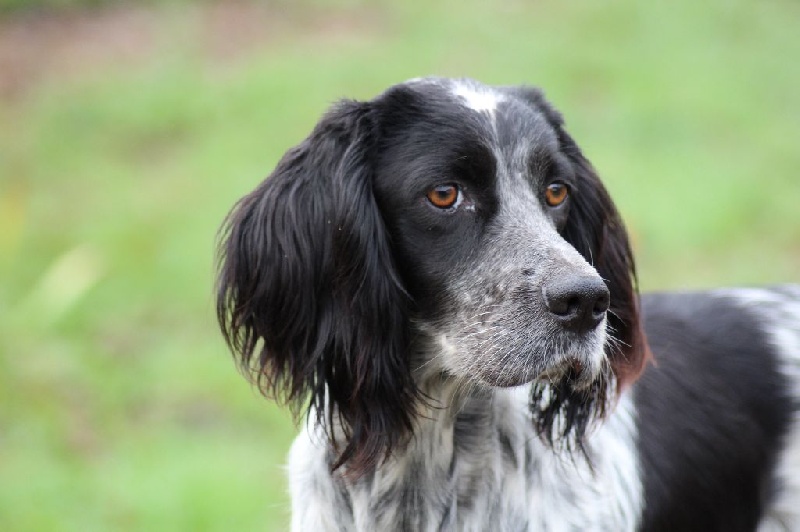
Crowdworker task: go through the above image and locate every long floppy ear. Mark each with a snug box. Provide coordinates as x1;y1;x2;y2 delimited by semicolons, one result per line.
557;126;651;390
216;100;418;475
511;87;651;391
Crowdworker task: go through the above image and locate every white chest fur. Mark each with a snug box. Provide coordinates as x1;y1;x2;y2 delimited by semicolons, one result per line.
288;388;642;532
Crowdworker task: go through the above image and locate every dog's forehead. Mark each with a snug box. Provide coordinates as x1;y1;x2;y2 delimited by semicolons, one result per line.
401;77;502;109
396;77;559;154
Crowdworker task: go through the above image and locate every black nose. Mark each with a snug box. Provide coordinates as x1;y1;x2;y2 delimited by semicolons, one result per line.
542;276;610;332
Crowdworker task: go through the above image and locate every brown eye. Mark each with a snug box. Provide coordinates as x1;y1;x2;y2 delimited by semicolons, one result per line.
427;184;460;209
545;182;569;207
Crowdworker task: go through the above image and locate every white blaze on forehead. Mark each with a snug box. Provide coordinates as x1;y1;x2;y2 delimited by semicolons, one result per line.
451;82;503;114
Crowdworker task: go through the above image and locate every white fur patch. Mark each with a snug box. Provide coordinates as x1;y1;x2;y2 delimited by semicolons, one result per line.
451;82;502;114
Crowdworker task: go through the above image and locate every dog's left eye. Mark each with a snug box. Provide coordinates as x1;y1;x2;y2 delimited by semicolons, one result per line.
545;182;569;207
427;184;461;209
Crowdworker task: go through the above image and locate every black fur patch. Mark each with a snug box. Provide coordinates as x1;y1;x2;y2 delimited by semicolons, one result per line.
635;291;794;531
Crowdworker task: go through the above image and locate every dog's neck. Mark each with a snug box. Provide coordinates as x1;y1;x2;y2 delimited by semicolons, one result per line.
361;377;534;483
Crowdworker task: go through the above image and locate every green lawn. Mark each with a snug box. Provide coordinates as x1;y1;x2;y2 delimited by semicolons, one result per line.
1;0;798;529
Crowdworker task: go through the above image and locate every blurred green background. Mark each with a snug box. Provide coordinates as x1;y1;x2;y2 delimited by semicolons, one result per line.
1;0;798;529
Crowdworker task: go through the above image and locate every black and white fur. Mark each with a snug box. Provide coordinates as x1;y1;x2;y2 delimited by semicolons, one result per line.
216;77;800;531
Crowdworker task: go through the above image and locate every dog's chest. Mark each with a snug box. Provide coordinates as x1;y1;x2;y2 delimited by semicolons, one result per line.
348;439;529;531
344;395;642;531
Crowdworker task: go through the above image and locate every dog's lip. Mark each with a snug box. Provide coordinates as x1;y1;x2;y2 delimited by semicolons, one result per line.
537;357;598;389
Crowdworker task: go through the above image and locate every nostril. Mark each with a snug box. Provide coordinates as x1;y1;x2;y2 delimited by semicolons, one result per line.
546;292;576;316
564;295;581;316
593;291;610;316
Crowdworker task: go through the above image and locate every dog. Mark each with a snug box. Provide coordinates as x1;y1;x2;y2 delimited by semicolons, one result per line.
216;77;800;531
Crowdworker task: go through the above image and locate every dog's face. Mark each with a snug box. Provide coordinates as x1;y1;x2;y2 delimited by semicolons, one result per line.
217;78;648;473
371;79;609;389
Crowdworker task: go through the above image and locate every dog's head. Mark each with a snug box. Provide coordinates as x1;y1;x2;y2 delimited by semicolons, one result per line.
217;78;650;474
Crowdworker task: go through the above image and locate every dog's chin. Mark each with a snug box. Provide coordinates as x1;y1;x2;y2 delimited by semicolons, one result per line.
471;350;605;390
536;355;603;391
476;366;541;388
468;352;609;451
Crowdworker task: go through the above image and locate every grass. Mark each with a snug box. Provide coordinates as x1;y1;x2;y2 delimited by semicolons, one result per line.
1;0;798;529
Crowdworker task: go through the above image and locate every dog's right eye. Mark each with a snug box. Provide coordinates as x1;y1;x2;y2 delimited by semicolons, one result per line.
427;185;461;209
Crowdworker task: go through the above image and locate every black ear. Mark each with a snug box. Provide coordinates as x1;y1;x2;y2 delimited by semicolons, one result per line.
556;126;651;390
216;100;418;475
511;86;651;390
